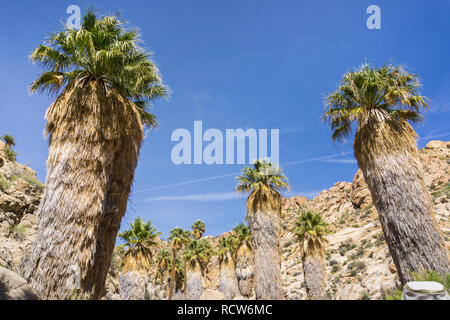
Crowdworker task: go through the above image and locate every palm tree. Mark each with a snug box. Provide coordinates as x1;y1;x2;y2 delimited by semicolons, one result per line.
1;134;16;148
293;211;331;300
192;220;206;240
182;229;193;292
236;159;288;300
232;223;253;297
183;239;212;299
168;227;189;300
118;218;161;273
172;256;185;293
155;249;171;282
216;235;240;299
22;10;167;299
323;63;449;284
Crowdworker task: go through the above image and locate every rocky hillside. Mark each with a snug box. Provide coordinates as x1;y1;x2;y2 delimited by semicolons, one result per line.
280;140;450;300
0;140;43;273
0;140;448;300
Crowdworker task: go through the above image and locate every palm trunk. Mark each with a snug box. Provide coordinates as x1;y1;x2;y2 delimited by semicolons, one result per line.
168;250;176;300
22;82;143;299
354;114;449;284
185;262;203;300
247;189;282;300
235;242;253;297
302;254;326;300
183;263;187;292
88;131;141;299
219;257;240;299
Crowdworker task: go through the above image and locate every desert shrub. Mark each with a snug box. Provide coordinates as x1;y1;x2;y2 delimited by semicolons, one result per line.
331;265;340;273
329;259;338;266
347;260;366;276
10;174;44;192
10;224;27;240
359;291;370;300
3;146;17;162
0;175;11;192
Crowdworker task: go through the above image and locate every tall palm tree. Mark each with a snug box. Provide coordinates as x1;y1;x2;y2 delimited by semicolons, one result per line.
192;220;206;240
1;134;16;148
236;159;288;300
232;223;253;297
118;218;161;273
216;235;240;299
323;64;449;283
168;227;188;300
183;239;212;299
22;11;167;299
293;211;331;300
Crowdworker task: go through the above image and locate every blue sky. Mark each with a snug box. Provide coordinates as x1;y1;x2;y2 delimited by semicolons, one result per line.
0;0;449;239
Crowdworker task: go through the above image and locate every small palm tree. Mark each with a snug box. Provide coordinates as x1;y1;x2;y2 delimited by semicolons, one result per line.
236;159;288;300
183;239;213;299
1;134;16;148
172;257;185;293
323;63;449;283
216;235;240;299
23;10;168;299
192;220;206;240
155;249;171;281
118;218;161;273
293;211;331;300
168;227;190;299
232;223;253;297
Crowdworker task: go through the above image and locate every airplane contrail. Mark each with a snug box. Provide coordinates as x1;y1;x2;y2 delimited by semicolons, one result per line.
134;151;353;194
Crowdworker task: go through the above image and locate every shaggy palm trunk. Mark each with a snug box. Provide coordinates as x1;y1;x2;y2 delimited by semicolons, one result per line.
22;81;143;299
302;254;326;300
354;111;449;284
219;256;240;299
168;250;176;300
247;189;282;300
235;242;253;297
185;262;203;300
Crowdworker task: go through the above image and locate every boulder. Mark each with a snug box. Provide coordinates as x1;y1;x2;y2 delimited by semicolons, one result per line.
118;271;149;300
200;289;226;300
0;266;38;300
402;281;450;300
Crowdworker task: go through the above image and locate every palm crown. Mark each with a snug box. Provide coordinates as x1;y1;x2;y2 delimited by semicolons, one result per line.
236;159;288;194
216;235;238;264
168;227;190;251
323;64;428;142
183;239;213;269
156;249;171;271
1;134;16;148
191;220;206;239
118;217;161;251
30;10;168;128
232;223;251;247
293;211;331;257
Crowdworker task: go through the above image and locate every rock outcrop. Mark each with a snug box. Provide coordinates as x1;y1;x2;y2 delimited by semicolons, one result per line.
0;146;43;273
0;265;38;300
